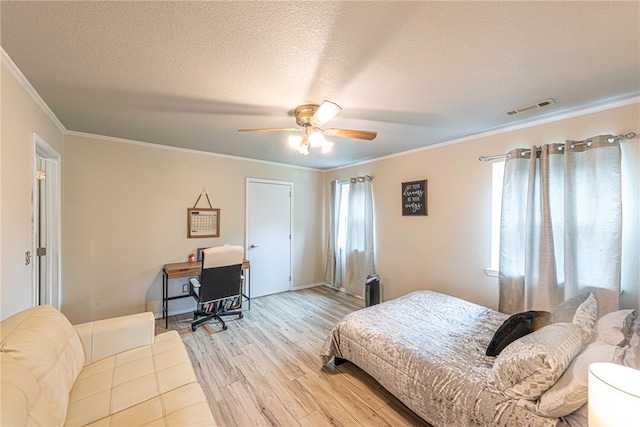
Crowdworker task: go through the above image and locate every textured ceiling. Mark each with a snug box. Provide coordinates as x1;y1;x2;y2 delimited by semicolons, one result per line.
2;1;639;169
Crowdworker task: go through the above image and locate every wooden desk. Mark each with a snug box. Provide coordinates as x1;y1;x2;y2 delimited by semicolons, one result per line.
162;260;250;328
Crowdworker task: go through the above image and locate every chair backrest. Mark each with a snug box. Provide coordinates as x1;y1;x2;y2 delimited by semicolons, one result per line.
198;245;244;302
202;245;243;269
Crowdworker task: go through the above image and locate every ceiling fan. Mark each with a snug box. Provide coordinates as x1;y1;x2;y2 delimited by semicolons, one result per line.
238;100;377;155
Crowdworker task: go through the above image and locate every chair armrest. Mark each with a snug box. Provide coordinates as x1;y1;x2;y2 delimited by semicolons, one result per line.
74;312;155;365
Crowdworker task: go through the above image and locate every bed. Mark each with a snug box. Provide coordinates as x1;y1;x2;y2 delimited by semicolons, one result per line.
321;290;638;427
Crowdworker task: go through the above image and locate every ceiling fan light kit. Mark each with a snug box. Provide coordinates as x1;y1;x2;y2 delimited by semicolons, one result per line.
238;100;377;155
288;131;333;155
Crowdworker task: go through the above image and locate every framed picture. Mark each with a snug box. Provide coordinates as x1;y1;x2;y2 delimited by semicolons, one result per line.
188;208;220;238
402;180;427;216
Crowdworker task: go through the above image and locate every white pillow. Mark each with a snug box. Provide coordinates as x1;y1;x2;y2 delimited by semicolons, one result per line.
591;309;635;346
525;342;624;417
623;323;639;369
560;404;588;427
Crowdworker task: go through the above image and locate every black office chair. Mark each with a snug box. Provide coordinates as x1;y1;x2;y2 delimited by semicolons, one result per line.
189;245;244;331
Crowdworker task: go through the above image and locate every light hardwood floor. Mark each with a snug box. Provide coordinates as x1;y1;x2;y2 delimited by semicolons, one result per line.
156;286;432;426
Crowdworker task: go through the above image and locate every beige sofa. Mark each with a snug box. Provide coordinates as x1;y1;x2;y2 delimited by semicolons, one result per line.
1;304;214;426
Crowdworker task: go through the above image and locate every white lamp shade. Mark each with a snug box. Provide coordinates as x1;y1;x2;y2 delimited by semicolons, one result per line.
288;134;302;149
311;100;341;126
308;131;325;148
588;362;640;427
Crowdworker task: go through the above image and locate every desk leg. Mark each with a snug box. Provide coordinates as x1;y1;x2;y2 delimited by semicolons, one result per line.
241;268;250;310
163;270;168;328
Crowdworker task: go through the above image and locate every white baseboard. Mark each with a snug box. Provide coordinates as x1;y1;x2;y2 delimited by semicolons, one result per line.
291;282;324;291
152;307;194;320
322;282;345;293
148;299;195;319
322;283;365;300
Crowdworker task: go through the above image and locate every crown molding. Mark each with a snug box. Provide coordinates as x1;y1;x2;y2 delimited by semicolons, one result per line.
327;95;640;172
1;47;67;133
65;130;323;172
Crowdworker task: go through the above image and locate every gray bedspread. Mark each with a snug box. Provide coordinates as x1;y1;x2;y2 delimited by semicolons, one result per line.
321;290;559;427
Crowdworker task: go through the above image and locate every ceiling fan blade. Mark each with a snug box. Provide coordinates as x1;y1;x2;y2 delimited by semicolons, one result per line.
311;100;342;127
324;128;377;141
238;128;300;133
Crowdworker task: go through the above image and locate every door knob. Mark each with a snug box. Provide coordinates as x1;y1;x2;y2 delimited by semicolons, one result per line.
250;244;259;249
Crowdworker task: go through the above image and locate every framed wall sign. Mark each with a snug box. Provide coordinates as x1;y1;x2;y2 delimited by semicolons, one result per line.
188;208;220;238
402;180;427;216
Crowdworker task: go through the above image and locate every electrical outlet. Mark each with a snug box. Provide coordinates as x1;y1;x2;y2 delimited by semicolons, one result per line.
182;283;189;293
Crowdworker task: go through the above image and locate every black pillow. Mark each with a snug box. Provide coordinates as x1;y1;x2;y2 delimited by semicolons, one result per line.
486;310;550;356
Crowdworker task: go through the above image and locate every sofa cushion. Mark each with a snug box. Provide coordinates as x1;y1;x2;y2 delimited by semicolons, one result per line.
83;383;215;427
66;330;198;426
74;312;155;365
0;305;85;425
0;353;58;426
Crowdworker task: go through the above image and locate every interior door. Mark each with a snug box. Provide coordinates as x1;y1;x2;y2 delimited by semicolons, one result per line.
33;134;61;309
35;156;47;305
246;179;292;298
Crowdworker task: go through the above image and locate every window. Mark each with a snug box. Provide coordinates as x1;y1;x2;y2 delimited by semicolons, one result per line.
487;161;505;277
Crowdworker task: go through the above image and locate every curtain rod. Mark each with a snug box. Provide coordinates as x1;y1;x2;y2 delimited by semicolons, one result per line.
478;132;638;162
333;175;373;184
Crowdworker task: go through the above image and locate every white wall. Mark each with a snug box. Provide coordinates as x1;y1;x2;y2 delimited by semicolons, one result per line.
325;102;640;311
1;62;64;320
62;134;325;324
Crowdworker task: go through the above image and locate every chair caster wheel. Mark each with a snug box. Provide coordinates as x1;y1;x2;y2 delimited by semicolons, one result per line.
239;313;243;319
191;325;197;332
222;325;228;331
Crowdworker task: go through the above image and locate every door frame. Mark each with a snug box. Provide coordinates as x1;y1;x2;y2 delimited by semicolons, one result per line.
33;133;62;309
245;178;294;293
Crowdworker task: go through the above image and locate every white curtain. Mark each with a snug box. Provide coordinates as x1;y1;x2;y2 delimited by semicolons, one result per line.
325;176;375;297
499;135;622;316
325;180;342;289
620;140;640;310
345;176;375;297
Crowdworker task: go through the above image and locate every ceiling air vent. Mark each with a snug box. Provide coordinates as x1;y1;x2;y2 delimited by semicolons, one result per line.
504;98;556;116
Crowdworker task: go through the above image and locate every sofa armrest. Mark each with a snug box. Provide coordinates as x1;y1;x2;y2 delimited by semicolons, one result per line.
74;312;155;365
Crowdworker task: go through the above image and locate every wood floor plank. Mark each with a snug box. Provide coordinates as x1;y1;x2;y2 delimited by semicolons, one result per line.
224;380;272;426
232;353;302;426
301;368;396;427
378;399;435;426
297;410;335;427
294;372;362;426
241;344;315;419
327;365;391;412
209;400;236;427
157;286;432;427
